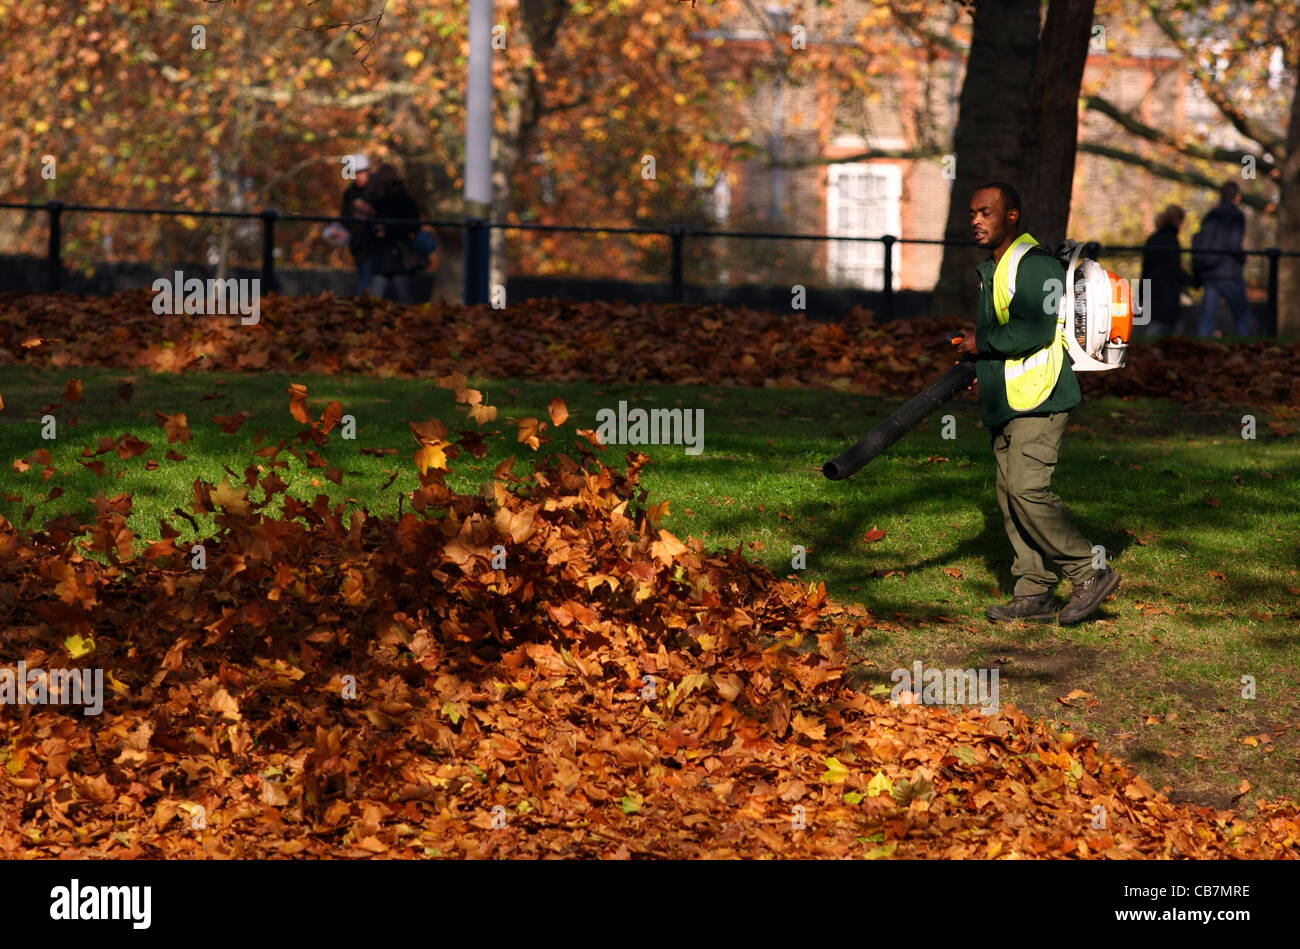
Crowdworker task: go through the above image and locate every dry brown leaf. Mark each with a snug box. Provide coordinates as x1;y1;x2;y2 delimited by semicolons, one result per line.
548;397;569;427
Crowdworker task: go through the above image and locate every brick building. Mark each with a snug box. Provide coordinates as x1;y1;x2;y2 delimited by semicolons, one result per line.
698;3;1267;292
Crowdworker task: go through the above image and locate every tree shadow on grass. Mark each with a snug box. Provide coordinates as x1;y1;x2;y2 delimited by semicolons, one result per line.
758;470;1135;624
687;429;1300;626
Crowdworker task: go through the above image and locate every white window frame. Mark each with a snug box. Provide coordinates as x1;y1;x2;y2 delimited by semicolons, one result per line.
826;163;901;290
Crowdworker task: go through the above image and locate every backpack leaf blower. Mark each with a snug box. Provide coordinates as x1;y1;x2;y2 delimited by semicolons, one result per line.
822;241;1134;481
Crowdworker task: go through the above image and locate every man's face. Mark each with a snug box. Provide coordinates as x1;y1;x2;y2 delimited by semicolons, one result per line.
969;188;1017;249
356;169;371;189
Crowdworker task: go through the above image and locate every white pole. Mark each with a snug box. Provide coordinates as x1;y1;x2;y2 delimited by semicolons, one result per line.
463;0;493;302
465;0;492;208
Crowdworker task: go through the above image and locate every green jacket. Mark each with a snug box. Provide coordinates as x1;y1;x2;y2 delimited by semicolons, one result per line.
974;248;1081;429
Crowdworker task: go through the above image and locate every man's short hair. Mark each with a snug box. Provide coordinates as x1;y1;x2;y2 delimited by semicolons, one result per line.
973;181;1021;215
1220;181;1239;202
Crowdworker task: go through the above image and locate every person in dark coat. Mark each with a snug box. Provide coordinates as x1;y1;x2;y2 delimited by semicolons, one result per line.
363;163;423;304
1194;181;1251;337
338;154;373;295
1139;205;1196;335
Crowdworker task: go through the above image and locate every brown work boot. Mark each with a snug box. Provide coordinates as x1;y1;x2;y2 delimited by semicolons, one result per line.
985;591;1057;623
1059;568;1122;625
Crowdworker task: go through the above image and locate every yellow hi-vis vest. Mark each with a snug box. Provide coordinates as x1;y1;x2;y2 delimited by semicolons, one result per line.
992;232;1067;412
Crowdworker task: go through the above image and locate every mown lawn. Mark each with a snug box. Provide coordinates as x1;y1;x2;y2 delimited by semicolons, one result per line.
1;364;1297;812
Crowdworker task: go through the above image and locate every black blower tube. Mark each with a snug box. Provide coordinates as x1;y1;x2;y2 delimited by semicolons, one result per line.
822;360;977;481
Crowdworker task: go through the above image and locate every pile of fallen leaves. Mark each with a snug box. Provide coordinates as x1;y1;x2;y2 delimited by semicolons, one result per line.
1;386;1297;858
1;290;1297;407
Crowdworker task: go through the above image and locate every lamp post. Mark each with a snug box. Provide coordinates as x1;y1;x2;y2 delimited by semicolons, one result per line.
464;0;493;305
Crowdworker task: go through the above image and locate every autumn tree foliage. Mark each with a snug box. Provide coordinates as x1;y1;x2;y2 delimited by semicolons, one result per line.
2;1;1006;293
1;1;412;269
0;0;756;289
929;0;1097;319
1080;0;1300;336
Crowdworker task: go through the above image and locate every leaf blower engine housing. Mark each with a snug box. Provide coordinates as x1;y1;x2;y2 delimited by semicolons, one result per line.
1061;239;1133;372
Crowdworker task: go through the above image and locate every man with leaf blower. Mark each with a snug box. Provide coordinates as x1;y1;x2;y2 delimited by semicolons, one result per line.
955;182;1121;625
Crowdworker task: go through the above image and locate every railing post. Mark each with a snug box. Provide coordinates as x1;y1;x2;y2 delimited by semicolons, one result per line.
46;200;64;292
476;219;491;304
259;209;277;291
464;217;490;305
670;227;684;302
463;218;476;304
1266;247;1280;337
881;234;896;320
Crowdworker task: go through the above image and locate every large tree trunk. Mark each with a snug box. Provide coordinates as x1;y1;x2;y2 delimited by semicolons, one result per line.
489;0;568;301
1278;63;1300;338
1020;0;1096;250
929;0;1041;318
491;87;529;297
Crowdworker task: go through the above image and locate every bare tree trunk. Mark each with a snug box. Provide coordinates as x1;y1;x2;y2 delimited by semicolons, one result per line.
490;127;513;296
930;0;1041;318
1278;64;1300;338
217;219;234;280
1020;0;1096;250
488;0;568;301
213;138;240;282
433;223;463;304
394;1;563;304
217;18;256;284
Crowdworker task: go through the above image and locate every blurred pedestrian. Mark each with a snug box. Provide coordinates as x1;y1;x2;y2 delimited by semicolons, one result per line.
338;154;374;295
1139;204;1196;335
1191;181;1251;337
364;163;425;304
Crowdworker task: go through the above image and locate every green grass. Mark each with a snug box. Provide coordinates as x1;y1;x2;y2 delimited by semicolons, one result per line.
2;364;1298;811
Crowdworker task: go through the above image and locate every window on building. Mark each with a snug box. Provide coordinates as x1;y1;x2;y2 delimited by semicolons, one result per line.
826;163;901;290
713;173;731;224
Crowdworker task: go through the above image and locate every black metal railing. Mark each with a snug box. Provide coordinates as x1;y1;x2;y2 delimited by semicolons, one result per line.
1;200;1294;328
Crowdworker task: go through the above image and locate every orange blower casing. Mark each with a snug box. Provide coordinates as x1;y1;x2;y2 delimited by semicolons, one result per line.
1105;269;1133;343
